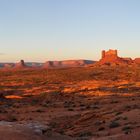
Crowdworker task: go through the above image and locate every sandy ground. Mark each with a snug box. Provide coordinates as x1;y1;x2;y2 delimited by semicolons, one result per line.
0;66;140;140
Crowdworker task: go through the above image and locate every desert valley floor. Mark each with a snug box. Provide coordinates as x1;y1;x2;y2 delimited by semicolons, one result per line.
0;65;140;140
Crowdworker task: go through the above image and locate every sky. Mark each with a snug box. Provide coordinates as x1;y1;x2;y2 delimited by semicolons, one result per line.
0;0;140;62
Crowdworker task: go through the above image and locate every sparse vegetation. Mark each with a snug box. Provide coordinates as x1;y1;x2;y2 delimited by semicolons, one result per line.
109;121;120;128
0;66;140;139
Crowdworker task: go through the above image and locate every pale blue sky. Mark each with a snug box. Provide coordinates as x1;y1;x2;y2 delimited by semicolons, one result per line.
0;0;140;62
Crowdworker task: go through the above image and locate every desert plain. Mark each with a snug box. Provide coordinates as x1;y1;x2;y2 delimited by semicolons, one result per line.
0;65;140;140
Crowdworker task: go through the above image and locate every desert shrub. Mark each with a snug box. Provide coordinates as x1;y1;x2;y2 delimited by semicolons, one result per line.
122;126;132;131
122;126;132;134
7;115;17;122
109;121;120;128
110;100;119;104
123;117;128;120
40;92;47;97
68;108;74;111
79;131;92;137
115;112;122;116
36;109;44;113
98;127;105;131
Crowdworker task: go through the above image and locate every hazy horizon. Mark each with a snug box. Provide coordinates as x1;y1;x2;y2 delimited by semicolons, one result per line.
0;0;140;62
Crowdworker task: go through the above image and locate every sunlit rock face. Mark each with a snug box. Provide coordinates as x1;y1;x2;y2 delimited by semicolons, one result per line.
61;60;85;67
134;58;140;64
99;49;133;65
101;49;118;59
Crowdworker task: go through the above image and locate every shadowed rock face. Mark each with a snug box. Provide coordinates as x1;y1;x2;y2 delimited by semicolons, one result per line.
43;61;54;68
43;60;95;68
99;49;133;65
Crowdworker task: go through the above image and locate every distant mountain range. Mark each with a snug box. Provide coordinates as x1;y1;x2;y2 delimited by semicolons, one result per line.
0;60;96;69
1;49;140;69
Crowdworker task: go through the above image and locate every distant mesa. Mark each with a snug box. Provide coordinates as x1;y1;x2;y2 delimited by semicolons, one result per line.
43;60;95;68
98;49;133;65
43;61;53;68
4;63;13;68
0;59;95;69
0;63;14;68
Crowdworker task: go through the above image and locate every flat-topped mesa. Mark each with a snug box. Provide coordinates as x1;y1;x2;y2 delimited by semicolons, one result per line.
4;63;13;68
43;60;95;68
99;49;133;65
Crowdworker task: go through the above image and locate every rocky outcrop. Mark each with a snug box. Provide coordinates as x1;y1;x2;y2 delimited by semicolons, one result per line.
98;49;133;65
15;60;26;68
134;58;140;64
101;49;118;59
43;61;54;68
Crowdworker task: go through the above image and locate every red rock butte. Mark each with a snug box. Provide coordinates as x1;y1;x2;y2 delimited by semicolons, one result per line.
102;49;118;59
15;60;27;68
99;49;133;65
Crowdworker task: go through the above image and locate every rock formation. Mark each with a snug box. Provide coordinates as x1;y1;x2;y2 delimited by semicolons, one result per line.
43;60;95;68
99;49;133;65
15;60;26;68
101;49;118;59
43;61;54;68
134;58;140;64
1;49;139;68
